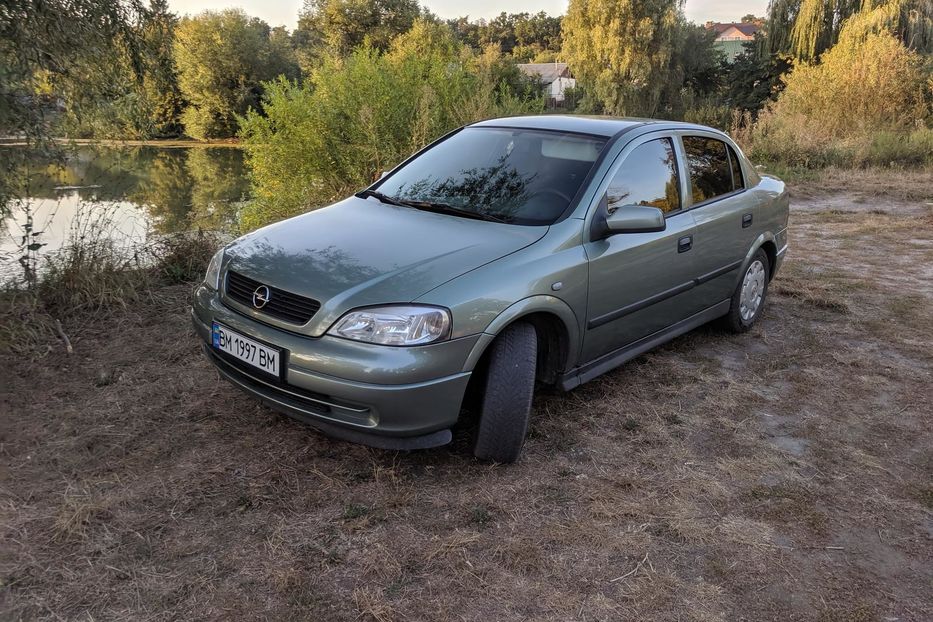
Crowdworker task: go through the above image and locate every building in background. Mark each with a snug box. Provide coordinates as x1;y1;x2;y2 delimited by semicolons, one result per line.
517;63;576;106
705;21;762;62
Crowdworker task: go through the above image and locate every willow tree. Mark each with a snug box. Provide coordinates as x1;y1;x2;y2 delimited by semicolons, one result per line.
0;0;146;211
561;0;683;117
767;0;933;60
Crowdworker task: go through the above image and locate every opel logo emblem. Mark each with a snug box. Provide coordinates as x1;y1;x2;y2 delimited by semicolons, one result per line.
252;285;271;309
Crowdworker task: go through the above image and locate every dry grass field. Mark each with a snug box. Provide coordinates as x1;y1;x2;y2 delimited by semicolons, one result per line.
2;170;932;621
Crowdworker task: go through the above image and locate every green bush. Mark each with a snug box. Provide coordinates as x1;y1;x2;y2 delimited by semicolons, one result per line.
745;29;932;168
771;31;928;137
684;103;732;131
239;19;543;231
859;127;933;167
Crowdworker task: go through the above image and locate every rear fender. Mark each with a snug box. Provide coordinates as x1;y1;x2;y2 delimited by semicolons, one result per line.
735;232;778;288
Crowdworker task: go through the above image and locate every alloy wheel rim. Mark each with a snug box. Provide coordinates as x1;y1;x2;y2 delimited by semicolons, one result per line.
739;260;766;322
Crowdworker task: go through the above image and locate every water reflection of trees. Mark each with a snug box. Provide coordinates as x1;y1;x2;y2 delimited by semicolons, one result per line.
6;145;250;234
185;149;248;231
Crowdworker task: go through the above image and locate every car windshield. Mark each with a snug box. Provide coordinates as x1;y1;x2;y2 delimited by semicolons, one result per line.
371;127;607;225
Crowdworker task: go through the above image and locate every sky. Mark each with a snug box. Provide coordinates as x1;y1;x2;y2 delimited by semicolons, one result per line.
167;0;770;30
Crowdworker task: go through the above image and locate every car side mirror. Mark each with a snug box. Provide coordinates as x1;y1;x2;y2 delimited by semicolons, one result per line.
379;170;389;179
604;204;666;234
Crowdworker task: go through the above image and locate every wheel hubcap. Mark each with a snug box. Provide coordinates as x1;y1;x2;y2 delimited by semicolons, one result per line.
739;260;766;322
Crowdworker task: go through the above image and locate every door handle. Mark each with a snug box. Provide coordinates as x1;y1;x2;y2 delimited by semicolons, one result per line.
742;213;753;228
678;235;693;253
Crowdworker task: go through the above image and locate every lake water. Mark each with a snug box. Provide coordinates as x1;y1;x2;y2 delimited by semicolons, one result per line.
0;144;249;282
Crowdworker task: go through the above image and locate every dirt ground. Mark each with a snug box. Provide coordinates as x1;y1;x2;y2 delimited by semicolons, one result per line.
2;173;932;621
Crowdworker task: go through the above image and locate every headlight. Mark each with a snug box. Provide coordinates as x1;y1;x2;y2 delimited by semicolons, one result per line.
329;305;451;346
203;249;224;290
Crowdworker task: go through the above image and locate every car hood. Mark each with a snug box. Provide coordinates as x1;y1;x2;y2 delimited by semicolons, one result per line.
224;196;546;334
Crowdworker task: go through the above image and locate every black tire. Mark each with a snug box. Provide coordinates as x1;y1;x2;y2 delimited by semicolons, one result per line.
472;322;537;463
724;249;770;333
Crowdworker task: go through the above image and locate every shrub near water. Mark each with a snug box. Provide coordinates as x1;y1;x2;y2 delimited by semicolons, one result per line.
238;19;543;231
1;205;221;355
747;29;933;167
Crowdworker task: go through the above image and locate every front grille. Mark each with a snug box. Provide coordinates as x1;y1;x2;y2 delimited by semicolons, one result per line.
225;270;321;325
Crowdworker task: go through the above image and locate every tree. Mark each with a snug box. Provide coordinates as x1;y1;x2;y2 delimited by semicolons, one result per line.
174;9;299;139
722;37;792;114
767;0;933;60
0;0;147;210
673;19;722;98
447;12;562;59
562;0;684;116
515;12;562;51
657;17;727;125
446;17;482;49
295;0;420;61
22;0;185;140
137;0;184;137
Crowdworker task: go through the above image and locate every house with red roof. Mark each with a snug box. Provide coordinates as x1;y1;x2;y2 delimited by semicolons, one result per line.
705;21;762;61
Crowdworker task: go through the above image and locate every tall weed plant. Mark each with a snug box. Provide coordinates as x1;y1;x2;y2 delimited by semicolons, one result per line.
1;203;222;355
746;29;933;167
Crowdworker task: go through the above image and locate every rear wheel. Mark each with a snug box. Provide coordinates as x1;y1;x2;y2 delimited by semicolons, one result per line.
724;249;770;333
473;322;537;463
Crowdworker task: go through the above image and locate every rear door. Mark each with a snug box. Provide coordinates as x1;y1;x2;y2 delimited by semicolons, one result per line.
678;134;759;307
581;135;703;363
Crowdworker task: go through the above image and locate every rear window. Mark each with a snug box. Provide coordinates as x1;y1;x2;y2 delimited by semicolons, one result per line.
683;136;742;204
375;127;607;225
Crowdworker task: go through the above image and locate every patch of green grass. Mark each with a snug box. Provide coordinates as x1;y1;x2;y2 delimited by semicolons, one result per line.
756;162;822;184
887;294;927;320
469;506;492;527
906;484;933;510
341;503;369;520
742;483;829;533
816;603;880;622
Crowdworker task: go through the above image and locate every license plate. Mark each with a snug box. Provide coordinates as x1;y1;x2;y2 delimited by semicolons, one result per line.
212;322;281;377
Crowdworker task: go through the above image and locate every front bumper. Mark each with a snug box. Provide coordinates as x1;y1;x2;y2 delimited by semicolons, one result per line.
191;285;476;448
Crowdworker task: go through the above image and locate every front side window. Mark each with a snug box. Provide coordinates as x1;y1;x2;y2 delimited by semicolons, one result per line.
683;136;741;203
373;127;606;225
605;138;681;214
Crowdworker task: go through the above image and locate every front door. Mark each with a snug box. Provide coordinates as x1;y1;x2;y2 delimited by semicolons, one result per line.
581;136;704;363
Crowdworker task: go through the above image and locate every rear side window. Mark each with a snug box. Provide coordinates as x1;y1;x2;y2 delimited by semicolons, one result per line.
606;138;681;214
683;136;742;204
729;145;745;189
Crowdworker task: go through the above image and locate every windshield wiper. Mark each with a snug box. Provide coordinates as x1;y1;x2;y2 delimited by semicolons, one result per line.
358;189;509;223
356;189;406;207
397;199;510;224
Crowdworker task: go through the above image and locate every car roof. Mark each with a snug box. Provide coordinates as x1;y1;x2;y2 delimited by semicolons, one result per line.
468;115;721;140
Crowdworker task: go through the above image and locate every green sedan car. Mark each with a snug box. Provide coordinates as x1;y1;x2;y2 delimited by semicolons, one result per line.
192;115;788;462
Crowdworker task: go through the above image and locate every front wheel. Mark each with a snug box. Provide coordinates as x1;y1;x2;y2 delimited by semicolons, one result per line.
724;249;770;333
473;322;537;463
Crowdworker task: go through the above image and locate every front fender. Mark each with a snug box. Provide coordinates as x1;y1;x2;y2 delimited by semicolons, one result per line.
461;295;581;372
